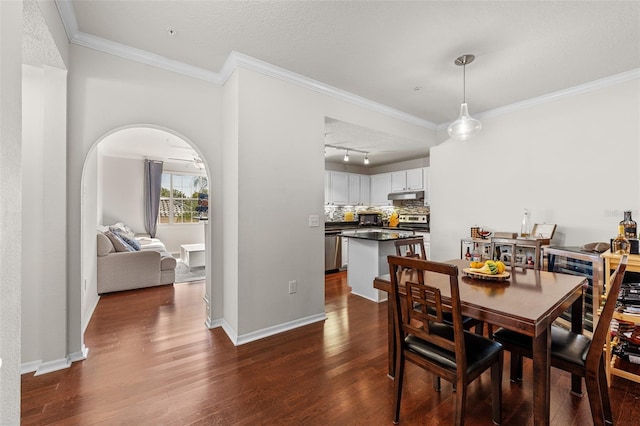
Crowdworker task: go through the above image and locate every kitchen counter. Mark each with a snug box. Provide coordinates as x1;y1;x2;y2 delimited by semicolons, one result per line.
342;230;421;303
340;229;416;241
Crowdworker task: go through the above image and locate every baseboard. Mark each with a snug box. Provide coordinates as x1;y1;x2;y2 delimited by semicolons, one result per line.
220;313;327;346
34;357;71;376
205;317;223;329
23;345;88;376
20;360;42;375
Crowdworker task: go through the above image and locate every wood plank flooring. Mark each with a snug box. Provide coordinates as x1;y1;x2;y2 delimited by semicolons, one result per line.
21;272;640;425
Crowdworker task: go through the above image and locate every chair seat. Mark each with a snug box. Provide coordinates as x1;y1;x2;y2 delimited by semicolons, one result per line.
493;325;591;368
406;322;503;373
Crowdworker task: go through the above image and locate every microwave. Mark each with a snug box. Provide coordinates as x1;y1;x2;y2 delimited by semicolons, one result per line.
358;213;382;227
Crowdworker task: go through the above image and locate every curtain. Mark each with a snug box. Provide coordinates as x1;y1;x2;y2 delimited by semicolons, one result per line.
144;159;163;238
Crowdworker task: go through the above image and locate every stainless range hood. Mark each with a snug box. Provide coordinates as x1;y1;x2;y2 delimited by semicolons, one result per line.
387;190;425;201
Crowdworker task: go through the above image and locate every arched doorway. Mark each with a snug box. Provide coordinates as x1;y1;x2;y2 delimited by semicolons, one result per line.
80;125;211;348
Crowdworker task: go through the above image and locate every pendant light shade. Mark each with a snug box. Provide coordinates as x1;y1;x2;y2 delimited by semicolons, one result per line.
447;54;481;141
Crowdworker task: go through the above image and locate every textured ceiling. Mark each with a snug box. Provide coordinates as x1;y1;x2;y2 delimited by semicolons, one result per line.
61;1;640;166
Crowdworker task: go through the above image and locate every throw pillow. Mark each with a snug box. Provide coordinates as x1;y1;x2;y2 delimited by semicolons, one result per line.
104;230;134;252
115;232;141;251
109;222;136;240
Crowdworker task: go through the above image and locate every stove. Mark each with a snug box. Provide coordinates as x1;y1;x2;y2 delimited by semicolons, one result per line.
398;213;430;232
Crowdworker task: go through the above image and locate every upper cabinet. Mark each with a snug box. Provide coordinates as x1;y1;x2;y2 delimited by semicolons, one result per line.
391;168;423;192
325;171;349;205
371;173;392;206
347;174;370;206
423;167;430;206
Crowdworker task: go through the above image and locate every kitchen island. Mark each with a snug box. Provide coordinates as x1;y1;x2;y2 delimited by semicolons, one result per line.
341;229;415;302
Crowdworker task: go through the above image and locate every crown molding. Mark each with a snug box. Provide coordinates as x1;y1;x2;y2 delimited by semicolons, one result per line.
55;1;638;133
437;68;640;130
221;51;438;130
53;0;436;130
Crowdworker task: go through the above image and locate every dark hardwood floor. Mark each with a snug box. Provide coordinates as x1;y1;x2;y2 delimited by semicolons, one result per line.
21;272;640;425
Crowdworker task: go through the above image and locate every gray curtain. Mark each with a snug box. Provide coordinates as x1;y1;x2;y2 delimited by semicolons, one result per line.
144;160;163;238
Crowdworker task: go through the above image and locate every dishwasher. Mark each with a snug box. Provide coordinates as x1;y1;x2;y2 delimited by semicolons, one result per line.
324;230;342;273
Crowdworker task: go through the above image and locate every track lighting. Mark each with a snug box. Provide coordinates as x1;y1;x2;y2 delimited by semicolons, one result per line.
325;144;372;166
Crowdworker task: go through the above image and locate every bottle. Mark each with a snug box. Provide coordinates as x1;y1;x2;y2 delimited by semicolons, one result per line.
620;211;637;239
520;208;530;238
471;243;481;262
612;225;630;255
464;247;472;261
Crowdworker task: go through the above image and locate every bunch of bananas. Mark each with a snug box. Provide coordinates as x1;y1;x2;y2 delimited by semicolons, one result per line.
469;260;506;275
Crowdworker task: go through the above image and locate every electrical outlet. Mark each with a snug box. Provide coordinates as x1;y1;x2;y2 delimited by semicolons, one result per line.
289;280;297;294
308;215;320;227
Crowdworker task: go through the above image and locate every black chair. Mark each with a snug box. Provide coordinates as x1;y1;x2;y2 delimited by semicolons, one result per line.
493;255;628;426
388;255;503;425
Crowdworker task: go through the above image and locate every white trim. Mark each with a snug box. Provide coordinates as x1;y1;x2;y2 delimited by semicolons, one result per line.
235;313;327;346
53;1;434;130
82;294;100;334
68;345;89;363
205;317;224;330
55;0;640;132
222;51;437;130
34;357;72;376
20;360;42;375
438;68;640;130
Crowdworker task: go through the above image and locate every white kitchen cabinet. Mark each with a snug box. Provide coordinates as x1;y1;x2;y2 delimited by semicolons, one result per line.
325;171;349;205
347;174;361;205
324;171;331;205
371;173;392;206
391;168;424;192
423;167;430;206
360;175;370;205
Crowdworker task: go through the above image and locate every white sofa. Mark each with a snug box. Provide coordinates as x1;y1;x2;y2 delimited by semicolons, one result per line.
96;224;176;294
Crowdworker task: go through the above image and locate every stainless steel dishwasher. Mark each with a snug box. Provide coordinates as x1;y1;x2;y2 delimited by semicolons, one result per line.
324;230;342;273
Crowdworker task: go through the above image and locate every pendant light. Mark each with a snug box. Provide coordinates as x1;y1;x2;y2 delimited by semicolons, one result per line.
447;54;481;141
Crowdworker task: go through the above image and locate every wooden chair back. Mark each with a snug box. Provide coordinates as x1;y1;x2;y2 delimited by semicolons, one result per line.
388;255;466;376
387;255;503;425
394;237;427;260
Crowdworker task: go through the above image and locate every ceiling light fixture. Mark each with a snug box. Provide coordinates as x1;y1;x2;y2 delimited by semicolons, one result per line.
193;156;204;169
447;54;481;141
325;144;372;166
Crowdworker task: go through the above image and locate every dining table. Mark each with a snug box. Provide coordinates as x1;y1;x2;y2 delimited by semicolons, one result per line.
373;258;587;426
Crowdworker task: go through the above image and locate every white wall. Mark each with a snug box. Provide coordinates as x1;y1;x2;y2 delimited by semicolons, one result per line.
20;63;69;375
21;66;44;367
99;155;206;253
67;45;222;361
430;77;640;261
0;1;22;422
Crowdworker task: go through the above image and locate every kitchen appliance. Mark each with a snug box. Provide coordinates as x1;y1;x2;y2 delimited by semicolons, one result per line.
387;190;425;201
324;229;342;273
358;212;383;227
398;213;430;232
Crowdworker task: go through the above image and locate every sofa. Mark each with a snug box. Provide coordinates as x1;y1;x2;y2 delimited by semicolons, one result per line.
96;223;176;294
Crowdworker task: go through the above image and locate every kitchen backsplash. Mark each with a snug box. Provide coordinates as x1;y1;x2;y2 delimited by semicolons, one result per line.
325;201;430;222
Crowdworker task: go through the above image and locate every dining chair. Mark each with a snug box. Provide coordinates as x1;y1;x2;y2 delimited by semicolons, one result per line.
394;237;428;260
387;255;503;425
492;254;628;426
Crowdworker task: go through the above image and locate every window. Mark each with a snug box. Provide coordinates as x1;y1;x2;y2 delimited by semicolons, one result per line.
159;173;208;224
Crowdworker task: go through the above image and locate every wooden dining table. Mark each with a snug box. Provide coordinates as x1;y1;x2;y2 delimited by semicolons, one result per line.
373;258;587;426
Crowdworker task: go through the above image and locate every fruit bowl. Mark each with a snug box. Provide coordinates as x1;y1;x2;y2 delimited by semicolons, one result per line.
478;230;492;239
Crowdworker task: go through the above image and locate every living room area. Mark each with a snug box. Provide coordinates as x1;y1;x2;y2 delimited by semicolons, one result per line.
95;126;209;291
